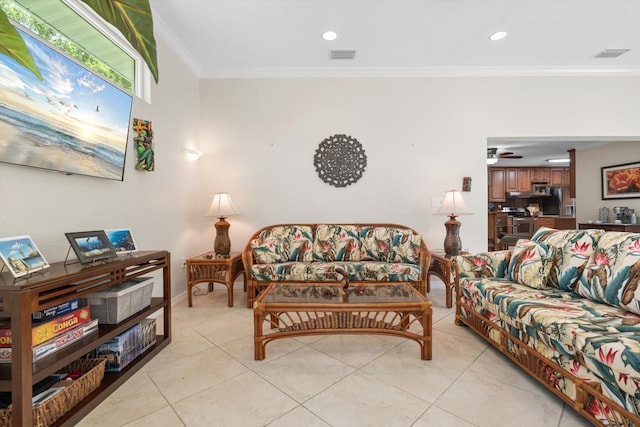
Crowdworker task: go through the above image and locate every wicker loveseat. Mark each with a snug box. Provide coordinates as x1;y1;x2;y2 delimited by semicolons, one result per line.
453;227;640;426
242;223;430;308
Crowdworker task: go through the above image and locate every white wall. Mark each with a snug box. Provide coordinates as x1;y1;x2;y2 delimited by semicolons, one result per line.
0;37;201;297
576;141;640;223
198;76;640;253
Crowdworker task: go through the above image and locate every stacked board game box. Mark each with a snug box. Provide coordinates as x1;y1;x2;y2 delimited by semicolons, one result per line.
0;303;94;363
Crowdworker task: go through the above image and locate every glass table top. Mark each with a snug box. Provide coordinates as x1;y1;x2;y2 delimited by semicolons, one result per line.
261;283;424;304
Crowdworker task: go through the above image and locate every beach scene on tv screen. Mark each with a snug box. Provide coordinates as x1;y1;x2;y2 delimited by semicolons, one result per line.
0;28;133;180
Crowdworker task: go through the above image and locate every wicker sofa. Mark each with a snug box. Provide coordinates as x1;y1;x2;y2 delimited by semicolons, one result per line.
242;223;430;308
453;227;640;426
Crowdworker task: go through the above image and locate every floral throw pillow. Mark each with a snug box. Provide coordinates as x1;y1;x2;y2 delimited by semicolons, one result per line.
251;225;313;264
507;239;554;289
533;228;604;291
312;224;361;262
388;228;422;264
574;232;640;314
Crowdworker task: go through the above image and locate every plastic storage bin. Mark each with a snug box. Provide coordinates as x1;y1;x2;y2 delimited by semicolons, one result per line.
84;277;153;324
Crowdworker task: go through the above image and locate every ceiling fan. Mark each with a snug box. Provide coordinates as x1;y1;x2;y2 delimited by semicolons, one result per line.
487;147;523;164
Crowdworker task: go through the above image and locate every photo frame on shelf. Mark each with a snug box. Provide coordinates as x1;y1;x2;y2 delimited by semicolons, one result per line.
104;229;138;254
0;235;50;278
601;162;640;200
65;231;117;265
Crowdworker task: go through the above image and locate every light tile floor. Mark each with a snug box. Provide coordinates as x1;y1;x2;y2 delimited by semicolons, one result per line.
78;279;591;427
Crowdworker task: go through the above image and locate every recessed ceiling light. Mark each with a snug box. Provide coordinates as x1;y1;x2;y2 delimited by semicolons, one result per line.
489;31;507;41
322;31;337;41
547;158;571;163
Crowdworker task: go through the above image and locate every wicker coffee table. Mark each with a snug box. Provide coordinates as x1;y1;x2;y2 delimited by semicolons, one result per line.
253;282;432;360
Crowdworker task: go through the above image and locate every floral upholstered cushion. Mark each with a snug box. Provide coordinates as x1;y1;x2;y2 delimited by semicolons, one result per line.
251;262;310;281
576;331;640;399
361;262;422;282
507;239;554;289
360;226;394;261
388;229;422;264
359;226;421;264
574;232;640;314
307;262;364;281
250;225;313;264
312;224;361;262
531;227;604;291
455;250;511;279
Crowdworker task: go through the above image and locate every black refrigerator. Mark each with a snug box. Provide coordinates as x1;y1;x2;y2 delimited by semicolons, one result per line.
542;187;562;215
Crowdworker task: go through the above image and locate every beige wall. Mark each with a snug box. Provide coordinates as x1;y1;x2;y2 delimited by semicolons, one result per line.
576;141;640;224
199;76;640;253
0;37;202;297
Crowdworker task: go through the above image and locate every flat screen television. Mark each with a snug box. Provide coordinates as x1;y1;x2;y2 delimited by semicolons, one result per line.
0;27;133;181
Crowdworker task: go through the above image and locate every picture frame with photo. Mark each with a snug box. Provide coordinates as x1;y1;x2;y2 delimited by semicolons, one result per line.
601;162;640;200
0;235;50;278
65;231;117;265
105;229;138;254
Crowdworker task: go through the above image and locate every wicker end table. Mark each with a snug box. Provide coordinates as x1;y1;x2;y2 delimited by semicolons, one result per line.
427;250;468;309
253;282;432;360
186;251;245;307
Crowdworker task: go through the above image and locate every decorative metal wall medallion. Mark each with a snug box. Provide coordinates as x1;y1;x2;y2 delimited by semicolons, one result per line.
314;134;367;187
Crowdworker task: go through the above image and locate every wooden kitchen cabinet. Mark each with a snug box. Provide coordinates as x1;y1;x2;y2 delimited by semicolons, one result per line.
505;168;531;192
505;168;531;191
517;168;531;191
550;168;564;186
489;168;506;202
530;167;550;183
506;168;518;192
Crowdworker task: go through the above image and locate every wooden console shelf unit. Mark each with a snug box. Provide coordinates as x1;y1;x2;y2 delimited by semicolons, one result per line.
0;250;172;427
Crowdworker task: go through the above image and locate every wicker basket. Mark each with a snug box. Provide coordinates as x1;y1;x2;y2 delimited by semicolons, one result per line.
0;358;106;427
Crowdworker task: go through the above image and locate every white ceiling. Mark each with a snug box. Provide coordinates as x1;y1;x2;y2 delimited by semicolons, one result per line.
149;0;640;78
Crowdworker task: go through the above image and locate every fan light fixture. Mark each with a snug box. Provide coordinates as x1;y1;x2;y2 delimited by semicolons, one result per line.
487;147;499;165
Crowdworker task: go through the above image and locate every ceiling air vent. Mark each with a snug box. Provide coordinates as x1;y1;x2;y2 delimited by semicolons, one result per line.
593;49;630;59
330;50;356;60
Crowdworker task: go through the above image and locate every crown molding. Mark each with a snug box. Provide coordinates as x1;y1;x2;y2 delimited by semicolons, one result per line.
198;65;640;79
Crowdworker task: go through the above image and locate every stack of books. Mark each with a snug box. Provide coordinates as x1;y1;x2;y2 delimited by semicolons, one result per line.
0;300;98;363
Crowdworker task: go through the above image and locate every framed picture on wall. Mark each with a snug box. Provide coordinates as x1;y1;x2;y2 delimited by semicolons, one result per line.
105;229;138;254
65;231;117;264
0;235;50;278
601;162;640;200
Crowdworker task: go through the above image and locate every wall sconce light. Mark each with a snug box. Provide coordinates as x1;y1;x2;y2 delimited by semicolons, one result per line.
185;148;202;161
